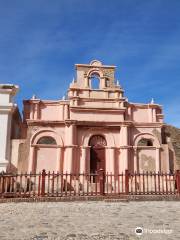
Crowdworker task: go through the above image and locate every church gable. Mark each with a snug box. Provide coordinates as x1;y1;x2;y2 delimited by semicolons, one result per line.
1;60;174;177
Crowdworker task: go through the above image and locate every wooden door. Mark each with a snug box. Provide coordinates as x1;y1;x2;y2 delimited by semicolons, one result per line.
90;145;105;173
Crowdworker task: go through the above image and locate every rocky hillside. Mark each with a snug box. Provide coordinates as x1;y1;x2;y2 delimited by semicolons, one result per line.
164;125;180;169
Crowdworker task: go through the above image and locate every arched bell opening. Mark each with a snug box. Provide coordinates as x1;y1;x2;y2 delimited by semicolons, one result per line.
90;73;100;89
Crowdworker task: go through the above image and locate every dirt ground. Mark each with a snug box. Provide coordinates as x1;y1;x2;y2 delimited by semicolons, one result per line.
0;200;179;240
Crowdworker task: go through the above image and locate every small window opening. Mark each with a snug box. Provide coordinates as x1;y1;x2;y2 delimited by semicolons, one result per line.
37;136;57;145
138;138;153;146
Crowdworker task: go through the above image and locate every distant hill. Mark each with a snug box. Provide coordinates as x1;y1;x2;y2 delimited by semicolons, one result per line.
164;125;180;170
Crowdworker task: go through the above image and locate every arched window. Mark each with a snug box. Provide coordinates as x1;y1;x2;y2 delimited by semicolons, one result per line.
138;138;153;146
90;74;100;89
89;135;107;147
37;136;57;145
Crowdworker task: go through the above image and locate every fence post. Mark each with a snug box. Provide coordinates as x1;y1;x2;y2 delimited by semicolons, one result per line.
41;169;46;197
125;169;129;195
0;172;5;196
176;170;180;194
99;169;105;195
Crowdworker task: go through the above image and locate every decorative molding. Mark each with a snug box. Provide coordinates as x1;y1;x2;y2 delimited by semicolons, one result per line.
65;119;77;127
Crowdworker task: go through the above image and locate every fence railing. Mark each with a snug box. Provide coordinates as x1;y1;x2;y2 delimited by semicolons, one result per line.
0;170;180;198
128;171;177;195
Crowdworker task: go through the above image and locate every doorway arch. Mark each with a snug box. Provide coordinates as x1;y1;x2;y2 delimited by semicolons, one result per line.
89;135;107;174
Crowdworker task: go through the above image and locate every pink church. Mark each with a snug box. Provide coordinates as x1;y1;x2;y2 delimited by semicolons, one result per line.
10;60;175;174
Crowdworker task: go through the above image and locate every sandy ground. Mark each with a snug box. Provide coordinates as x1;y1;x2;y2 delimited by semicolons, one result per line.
0;200;179;240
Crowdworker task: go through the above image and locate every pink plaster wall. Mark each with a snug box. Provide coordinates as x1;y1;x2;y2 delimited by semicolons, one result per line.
15;60;172;174
35;147;57;173
132;108;150;122
40;105;61;120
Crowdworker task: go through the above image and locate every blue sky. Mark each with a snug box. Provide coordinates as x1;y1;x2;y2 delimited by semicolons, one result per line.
0;0;180;127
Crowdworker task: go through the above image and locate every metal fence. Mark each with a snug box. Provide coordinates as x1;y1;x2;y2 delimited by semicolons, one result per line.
0;170;180;198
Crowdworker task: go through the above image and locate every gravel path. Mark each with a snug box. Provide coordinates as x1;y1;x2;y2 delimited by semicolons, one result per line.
0;201;179;240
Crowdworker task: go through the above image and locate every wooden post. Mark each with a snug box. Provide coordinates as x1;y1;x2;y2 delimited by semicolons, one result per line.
125;169;129;195
176;170;180;194
1;172;5;195
38;172;41;196
99;169;105;195
41;169;46;197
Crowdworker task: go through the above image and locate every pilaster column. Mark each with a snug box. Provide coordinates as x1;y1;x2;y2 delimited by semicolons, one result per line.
115;91;119;99
30;102;39;120
108;147;115;174
30;104;34;119
63;146;73;173
61;104;64;120
74;99;78;106
68;90;73;97
80;147;86;174
128;107;132;120
65;123;76;145
156;147;160;172
152;108;156;122
148;108;153;122
34;103;39;120
64;104;69;120
69;124;74;145
124;148;128;170
120;125;128;146
101;77;106;88
56;147;62;172
84;76;89;88
120;125;129;172
134;147;138;172
73;90;77;97
28;146;35;173
64;122;77;173
118;148;122;174
86;146;90;173
119;147;128;173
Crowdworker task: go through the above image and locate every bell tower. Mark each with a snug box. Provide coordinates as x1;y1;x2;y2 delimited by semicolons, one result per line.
68;60;125;105
74;59;116;89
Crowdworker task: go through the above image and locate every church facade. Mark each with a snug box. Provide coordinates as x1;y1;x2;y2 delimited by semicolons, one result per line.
5;60;175;174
